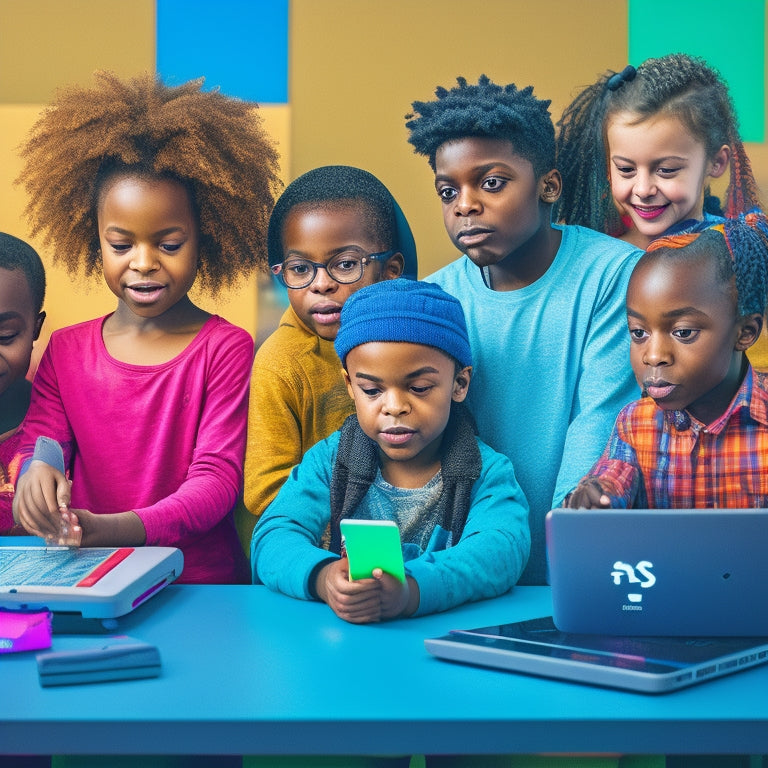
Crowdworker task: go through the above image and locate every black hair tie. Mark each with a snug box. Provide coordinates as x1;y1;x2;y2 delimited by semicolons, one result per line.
606;65;637;92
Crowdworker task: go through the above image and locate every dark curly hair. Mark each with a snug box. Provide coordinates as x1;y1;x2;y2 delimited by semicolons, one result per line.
555;54;762;236
405;75;555;177
644;211;768;317
267;165;418;279
0;233;45;313
17;71;282;294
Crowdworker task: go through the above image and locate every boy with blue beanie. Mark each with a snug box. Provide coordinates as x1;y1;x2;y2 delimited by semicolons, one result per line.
252;279;530;623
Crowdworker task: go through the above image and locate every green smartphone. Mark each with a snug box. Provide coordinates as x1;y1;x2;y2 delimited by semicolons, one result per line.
340;519;406;583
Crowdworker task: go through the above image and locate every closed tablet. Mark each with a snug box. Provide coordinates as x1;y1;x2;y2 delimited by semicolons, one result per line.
425;616;768;693
37;636;161;686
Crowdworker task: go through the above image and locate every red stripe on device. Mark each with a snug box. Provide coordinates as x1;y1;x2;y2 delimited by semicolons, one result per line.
77;548;134;587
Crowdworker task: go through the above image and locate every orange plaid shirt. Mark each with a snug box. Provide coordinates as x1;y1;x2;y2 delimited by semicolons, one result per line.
586;367;768;508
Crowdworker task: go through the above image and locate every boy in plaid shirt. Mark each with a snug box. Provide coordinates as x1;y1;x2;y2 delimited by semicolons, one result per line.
567;213;768;509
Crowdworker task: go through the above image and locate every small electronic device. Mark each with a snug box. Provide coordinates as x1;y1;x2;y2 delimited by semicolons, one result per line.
546;507;768;636
37;636;161;686
0;545;183;619
425;616;768;694
0;608;52;653
340;519;406;583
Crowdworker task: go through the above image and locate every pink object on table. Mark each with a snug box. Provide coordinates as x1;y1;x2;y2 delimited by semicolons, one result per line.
0;609;52;653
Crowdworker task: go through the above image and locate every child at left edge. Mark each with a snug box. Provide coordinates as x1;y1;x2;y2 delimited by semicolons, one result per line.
252;279;530;622
566;214;768;509
0;233;45;533
11;72;280;584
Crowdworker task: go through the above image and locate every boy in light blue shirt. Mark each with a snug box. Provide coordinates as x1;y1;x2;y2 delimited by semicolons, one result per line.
406;75;642;584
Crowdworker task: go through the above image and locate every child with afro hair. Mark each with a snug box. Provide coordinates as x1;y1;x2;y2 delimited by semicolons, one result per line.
406;75;642;585
12;71;280;584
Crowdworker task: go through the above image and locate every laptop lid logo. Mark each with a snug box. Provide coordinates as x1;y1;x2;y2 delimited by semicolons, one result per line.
611;560;655;610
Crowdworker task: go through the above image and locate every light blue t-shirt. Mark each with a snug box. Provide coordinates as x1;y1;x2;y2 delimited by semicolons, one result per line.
428;224;641;584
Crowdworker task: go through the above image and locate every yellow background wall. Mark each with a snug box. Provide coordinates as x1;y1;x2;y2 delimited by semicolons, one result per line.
291;0;633;277
1;0;767;348
290;0;768;277
0;0;291;352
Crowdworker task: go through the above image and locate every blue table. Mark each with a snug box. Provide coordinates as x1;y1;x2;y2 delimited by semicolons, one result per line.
3;584;768;757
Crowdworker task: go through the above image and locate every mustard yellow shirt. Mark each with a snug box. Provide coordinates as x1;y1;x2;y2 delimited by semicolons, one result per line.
237;306;355;548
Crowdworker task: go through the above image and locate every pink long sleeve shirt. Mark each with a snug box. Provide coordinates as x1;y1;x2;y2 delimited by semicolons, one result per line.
16;315;252;584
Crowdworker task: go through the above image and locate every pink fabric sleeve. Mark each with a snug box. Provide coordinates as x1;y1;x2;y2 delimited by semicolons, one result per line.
133;328;253;548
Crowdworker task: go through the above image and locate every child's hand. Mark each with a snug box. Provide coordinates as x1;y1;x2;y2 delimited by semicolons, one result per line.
58;508;144;549
372;569;419;619
565;477;612;509
315;558;385;624
50;507;83;548
13;460;80;544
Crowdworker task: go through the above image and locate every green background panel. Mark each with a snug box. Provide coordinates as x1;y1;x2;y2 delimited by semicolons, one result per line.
628;0;765;141
0;0;156;103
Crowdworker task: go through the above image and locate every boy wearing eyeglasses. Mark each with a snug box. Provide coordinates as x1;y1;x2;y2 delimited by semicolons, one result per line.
239;166;416;546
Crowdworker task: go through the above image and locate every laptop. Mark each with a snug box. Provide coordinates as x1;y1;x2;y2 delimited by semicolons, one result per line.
0;544;183;619
424;616;768;693
546;507;768;636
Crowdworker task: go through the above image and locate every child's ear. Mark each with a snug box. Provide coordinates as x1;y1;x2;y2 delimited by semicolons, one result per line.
709;145;730;179
383;252;404;279
735;313;763;351
539;170;562;204
33;311;46;342
451;366;472;402
342;367;354;398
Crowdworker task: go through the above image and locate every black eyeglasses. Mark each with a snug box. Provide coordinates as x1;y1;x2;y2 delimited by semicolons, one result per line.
271;250;395;289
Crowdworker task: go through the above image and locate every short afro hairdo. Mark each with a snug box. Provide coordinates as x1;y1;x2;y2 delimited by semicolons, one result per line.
0;232;45;314
17;71;282;295
405;75;555;177
267;165;418;279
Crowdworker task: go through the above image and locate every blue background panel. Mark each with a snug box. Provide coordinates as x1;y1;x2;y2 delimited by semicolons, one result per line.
628;0;765;142
156;0;289;104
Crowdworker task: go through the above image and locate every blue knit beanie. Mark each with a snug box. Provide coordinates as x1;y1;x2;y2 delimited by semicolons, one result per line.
334;279;472;368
